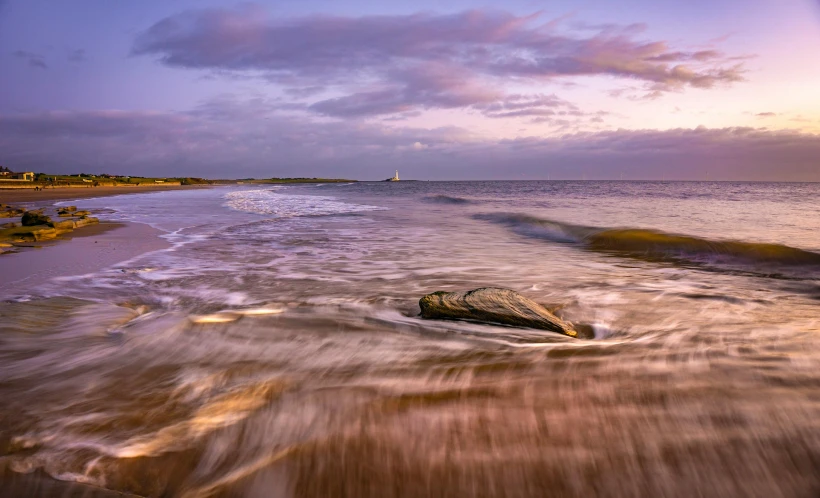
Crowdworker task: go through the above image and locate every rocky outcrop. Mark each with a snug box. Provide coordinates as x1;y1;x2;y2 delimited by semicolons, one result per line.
28;227;59;241
60;210;91;218
21;211;52;226
8;226;59;241
1;205;101;245
57;206;78;216
0;207;25;218
49;220;76;233
73;217;99;228
419;288;580;338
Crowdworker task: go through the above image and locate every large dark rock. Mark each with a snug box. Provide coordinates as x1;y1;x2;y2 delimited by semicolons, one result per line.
419;288;580;338
21;211;52;226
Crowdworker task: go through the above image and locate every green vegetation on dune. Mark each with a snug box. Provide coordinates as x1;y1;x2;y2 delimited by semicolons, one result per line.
1;174;218;187
267;177;354;183
179;177;212;185
2;174;356;186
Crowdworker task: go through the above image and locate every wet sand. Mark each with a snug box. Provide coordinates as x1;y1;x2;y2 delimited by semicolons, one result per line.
0;465;141;498
0;222;169;298
2;182;819;497
0;185;212;204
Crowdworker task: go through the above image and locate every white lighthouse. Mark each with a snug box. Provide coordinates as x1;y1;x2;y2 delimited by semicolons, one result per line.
385;170;400;181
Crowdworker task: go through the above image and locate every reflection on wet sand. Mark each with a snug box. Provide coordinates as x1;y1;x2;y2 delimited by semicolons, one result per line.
2;295;819;497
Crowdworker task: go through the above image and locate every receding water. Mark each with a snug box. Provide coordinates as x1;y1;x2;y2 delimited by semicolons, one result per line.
1;181;820;497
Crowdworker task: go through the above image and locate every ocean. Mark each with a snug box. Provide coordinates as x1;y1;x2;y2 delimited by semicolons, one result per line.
1;181;820;497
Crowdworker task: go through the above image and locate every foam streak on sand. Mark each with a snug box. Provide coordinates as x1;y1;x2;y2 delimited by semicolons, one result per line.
189;307;285;323
0;222;169;298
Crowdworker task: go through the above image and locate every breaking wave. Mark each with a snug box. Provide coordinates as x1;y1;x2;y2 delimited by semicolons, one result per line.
477;213;820;270
422;195;474;205
224;189;384;217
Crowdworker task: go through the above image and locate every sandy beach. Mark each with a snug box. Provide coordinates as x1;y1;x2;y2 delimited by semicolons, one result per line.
0;221;169;297
1;186;181;295
0;184;211;204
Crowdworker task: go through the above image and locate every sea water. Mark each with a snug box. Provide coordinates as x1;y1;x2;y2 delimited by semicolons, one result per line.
1;181;819;497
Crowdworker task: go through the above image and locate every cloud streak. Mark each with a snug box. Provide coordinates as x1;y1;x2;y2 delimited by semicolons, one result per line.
133;7;745;117
68;49;87;63
13;50;47;69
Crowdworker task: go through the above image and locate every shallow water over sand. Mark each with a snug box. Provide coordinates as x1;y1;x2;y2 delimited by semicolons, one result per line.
1;181;820;497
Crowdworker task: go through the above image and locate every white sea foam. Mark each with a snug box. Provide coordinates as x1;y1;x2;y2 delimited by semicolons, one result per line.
189;307;285;324
224;189;384;217
190;314;240;324
232;307;285;316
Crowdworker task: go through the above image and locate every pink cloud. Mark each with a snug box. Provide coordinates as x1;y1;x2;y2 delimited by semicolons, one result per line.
133;7;747;117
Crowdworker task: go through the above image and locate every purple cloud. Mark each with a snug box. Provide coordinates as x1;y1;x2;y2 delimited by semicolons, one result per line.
0;110;189;137
68;49;87;63
309;63;502;117
284;86;326;99
132;7;746;117
1;100;818;181
13;50;47;69
644;50;722;62
476;94;579;119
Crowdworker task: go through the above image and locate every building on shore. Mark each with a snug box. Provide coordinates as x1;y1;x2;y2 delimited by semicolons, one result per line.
0;169;35;181
385;170;400;182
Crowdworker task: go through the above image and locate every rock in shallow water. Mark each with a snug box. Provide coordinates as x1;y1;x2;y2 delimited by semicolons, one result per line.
419;288;580;338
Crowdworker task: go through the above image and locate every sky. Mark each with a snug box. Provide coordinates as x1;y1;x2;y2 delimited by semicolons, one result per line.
1;0;819;180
